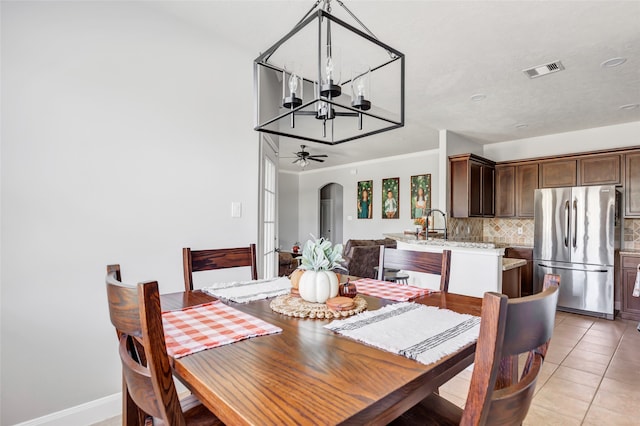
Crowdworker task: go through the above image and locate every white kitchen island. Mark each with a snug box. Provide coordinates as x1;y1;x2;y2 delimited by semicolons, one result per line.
384;233;505;298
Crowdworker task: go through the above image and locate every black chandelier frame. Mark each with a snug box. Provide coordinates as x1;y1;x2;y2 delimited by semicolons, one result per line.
254;5;405;145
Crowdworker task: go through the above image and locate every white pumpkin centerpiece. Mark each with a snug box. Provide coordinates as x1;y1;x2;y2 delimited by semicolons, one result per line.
297;237;345;304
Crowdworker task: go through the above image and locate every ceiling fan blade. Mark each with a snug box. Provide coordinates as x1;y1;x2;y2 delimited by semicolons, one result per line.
308;155;328;159
309;158;325;162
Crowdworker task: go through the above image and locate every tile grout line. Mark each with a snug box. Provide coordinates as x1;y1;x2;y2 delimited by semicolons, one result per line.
574;319;627;425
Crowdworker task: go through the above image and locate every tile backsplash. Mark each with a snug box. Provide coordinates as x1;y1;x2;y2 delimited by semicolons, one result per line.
448;217;640;250
448;217;484;242
623;218;640;250
483;218;535;247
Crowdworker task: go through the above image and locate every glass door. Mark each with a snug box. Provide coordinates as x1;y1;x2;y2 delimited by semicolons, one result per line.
259;135;278;278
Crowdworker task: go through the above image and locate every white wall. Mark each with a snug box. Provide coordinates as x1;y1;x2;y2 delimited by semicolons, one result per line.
278;171;299;250
1;2;259;424
483;121;640;162
297;150;440;244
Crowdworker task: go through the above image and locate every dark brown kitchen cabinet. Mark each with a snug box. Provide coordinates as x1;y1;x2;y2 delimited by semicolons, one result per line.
482;164;495;216
579;154;622;186
495;163;538;218
540;159;577;188
505;247;533;296
620;253;640;321
450;154;495;218
516;163;539;218
625;152;640;217
495;165;515;217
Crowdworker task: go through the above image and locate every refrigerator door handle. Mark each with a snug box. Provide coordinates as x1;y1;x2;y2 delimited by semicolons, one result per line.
573;199;578;248
537;263;608;273
564;200;570;247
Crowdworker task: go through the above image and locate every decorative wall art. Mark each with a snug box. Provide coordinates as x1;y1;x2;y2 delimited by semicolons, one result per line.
382;177;399;219
410;174;431;219
357;180;373;219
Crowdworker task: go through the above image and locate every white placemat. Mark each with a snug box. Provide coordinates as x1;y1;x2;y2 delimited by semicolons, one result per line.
325;302;480;365
203;277;292;303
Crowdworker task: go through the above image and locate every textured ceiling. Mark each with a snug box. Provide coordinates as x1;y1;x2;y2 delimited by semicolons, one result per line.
150;1;640;171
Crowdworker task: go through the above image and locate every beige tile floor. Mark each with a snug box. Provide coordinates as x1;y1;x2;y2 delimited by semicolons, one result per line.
93;312;640;426
440;312;640;425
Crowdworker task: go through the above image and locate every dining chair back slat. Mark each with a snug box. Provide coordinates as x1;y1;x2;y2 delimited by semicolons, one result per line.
106;266;142;339
378;247;452;292
183;244;258;291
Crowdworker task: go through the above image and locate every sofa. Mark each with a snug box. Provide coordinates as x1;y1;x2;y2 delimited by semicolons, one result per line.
278;252;299;277
340;238;397;279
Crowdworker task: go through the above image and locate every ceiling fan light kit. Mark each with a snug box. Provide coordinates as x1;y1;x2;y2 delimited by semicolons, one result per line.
254;0;405;145
284;145;329;169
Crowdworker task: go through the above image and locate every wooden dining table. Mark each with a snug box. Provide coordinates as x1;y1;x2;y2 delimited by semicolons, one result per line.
160;286;483;425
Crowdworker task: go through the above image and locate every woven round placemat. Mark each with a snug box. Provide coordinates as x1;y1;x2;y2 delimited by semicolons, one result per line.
270;294;367;319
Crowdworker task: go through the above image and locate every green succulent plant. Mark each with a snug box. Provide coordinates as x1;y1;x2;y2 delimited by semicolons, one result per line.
299;236;345;272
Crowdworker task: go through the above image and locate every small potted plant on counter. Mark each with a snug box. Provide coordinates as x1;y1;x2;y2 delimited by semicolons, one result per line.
297;236;345;304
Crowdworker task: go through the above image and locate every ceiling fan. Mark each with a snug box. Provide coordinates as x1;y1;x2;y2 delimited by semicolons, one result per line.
284;145;328;168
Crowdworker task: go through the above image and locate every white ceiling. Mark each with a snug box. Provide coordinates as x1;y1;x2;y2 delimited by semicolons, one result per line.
150;1;640;171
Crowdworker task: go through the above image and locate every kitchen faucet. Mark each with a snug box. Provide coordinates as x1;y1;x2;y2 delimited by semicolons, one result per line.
424;209;448;240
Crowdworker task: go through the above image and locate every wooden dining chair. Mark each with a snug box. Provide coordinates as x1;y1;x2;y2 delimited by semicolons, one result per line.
106;265;146;426
378;247;452;292
390;280;560;425
183;244;258;291
106;265;223;426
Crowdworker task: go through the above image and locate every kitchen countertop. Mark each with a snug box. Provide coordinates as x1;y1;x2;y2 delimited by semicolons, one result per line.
620;249;640;255
503;258;527;271
495;243;534;249
384;233;497;249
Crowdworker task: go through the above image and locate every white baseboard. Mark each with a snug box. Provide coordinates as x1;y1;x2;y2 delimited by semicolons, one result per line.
13;393;121;426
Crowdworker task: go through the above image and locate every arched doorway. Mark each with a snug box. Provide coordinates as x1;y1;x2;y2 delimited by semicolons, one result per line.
319;183;344;244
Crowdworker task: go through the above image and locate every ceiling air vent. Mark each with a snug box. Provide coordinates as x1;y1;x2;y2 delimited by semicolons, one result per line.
523;61;565;79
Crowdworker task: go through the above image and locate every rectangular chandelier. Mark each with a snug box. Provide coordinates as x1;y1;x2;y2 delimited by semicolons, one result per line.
254;1;405;145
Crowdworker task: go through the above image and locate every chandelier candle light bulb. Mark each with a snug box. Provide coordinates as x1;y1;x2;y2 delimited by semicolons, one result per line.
283;65;303;128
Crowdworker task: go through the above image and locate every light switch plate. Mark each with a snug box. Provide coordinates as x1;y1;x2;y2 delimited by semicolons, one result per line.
231;202;242;218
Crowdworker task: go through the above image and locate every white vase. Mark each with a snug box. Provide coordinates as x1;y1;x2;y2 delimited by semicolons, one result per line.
298;270;339;304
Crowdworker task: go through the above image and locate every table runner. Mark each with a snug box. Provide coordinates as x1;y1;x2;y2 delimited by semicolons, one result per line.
325;302;480;365
351;278;434;302
162;301;282;358
203;277;291;303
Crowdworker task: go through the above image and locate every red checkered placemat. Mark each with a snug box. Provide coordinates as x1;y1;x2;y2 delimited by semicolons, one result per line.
162;301;282;358
352;278;436;302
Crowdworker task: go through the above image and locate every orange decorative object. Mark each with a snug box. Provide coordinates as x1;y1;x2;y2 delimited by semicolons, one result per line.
325;296;356;311
290;269;305;289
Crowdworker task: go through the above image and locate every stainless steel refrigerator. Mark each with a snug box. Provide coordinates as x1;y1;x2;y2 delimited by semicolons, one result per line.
533;185;620;319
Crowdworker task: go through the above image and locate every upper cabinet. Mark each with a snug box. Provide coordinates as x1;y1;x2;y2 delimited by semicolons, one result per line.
516;163;539;217
625;152;640;217
495;165;515;217
450;154;495;218
539;153;621;189
496;163;538;218
539;159;577;188
458;147;638;219
579;153;622;186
